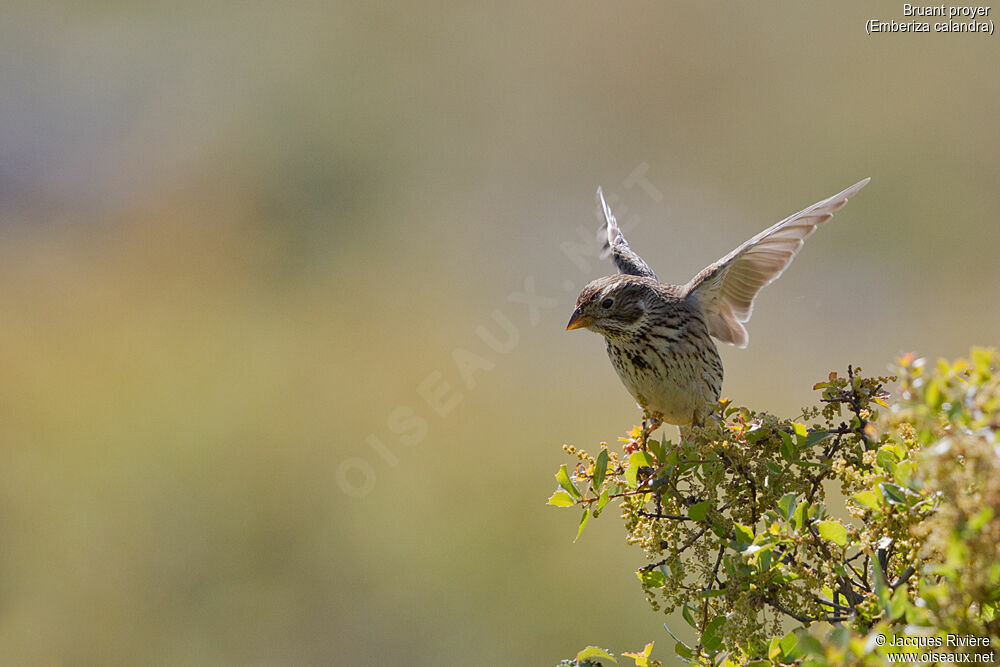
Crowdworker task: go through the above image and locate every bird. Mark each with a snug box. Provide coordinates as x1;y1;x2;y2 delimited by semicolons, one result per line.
565;178;870;439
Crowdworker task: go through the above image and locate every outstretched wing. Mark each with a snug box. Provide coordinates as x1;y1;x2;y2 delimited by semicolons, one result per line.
684;178;870;348
597;187;658;280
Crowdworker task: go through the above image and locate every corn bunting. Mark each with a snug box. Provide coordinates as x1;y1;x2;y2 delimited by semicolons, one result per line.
566;178;870;435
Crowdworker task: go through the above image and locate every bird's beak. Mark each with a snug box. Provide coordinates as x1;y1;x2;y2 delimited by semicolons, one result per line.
565;308;593;331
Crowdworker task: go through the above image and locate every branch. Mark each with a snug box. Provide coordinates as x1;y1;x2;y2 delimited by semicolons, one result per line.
762;597;847;624
891;565;916;590
637;510;690;521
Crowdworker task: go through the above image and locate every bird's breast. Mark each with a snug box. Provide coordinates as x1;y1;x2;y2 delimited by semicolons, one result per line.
604;320;723;426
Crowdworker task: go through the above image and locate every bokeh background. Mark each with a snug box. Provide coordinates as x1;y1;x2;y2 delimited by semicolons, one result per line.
2;2;998;664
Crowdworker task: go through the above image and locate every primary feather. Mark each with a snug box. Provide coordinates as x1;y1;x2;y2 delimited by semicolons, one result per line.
597;187;658;280
684;178;870;347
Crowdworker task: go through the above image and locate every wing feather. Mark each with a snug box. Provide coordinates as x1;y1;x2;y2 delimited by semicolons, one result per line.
596;187;658;280
685;178;870;348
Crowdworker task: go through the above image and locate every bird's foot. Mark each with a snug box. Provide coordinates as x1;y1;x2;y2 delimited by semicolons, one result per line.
640;416;662;452
679;411;723;445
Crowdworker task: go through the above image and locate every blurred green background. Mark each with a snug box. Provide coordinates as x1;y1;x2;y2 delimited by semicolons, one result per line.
2;2;997;664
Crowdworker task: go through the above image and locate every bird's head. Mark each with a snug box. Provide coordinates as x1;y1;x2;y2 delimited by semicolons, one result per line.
566;275;655;338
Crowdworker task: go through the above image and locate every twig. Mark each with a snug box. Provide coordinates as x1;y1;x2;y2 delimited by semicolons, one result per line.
891;565;916;590
709;544;725;588
761;597;848;624
637;510;690;521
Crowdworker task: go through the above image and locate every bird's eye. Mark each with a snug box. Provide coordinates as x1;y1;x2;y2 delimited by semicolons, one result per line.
601;298;614;309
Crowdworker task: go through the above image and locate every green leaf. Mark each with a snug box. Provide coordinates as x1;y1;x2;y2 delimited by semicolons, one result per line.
646;475;670;493
681;603;697;628
625;451;655;489
637;569;666;588
771;570;801;584
768;637;782;661
888;586;910;620
574;507;590;542
796;632;824;657
827;624;850;650
701;616;726;653
764;461;783;477
876;447;899;472
778;630;800;660
648;438;667;465
674;641;693;659
547;490;576;507
777;493;798;520
925;379;941;409
732;523;754;550
556;464;582;499
969;507;994;531
803;429;831;448
892;460;914;486
576;646;618;663
695;588;726;598
634;451;655;467
688;501;711;522
779;431;797;462
872;559;890;610
852;490;879;510
662;446;679;468
758;546;773;571
710;518;729;538
792;501;809;532
879;482;906;505
595;488;611;515
593;449;609;490
816;520;848;547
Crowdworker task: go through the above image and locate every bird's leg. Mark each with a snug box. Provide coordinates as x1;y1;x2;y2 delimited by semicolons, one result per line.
680;406;722;444
640;415;662;451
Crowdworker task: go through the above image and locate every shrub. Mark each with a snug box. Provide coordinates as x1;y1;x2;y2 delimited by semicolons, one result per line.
552;348;999;666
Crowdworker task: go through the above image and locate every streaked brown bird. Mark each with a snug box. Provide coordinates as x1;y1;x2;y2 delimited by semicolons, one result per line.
566;178;869;436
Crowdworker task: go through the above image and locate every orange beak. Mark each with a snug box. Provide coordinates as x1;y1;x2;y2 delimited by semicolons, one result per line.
565;308;593;331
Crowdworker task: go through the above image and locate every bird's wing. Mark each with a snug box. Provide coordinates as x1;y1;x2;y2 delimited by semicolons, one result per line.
684;178;870;348
597;187;658;280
